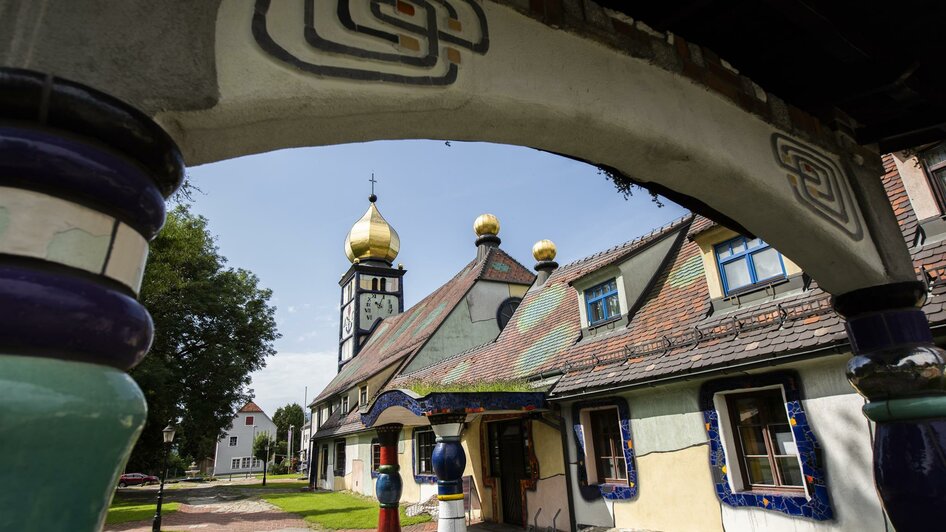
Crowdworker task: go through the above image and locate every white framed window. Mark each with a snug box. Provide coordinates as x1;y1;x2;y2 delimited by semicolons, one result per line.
341;395;349;413
578;406;628;485
414;429;435;475
231;458;240;469
360;385;368;406
241;457;252;469
229;436;238;447
713;385;805;495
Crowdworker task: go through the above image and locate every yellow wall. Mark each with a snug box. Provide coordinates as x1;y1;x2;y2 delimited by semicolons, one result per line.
612;444;722;532
693;226;802;300
533;420;565;477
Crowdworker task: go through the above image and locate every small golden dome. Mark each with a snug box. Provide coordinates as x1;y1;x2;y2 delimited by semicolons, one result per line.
532;239;557;262
344;199;400;264
473;213;500;237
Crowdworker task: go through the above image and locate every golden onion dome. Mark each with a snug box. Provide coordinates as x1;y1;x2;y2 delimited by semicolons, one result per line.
473;213;500;237
532;239;557;262
344;197;400;264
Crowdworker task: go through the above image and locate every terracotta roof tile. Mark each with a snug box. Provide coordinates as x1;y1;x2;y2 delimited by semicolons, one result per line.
314;247;533;404
239;402;264;413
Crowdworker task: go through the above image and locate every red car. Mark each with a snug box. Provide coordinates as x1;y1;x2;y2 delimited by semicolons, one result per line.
118;473;159;488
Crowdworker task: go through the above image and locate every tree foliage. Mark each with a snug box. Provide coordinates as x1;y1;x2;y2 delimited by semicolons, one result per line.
125;205;280;473
273;403;306;453
253;432;276;463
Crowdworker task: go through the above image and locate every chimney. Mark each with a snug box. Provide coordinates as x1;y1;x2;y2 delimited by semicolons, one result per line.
473;213;501;262
532;239;558;286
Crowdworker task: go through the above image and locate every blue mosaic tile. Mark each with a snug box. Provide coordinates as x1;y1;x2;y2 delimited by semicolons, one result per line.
363;390;546;427
699;371;833;521
570;398;638;501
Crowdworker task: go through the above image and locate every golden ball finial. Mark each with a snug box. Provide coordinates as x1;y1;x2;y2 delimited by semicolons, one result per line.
473;213;500;237
532;239;557;262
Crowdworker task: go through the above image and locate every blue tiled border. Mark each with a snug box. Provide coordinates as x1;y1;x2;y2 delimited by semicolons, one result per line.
362;389;546;427
699;371;833;521
571;397;638;501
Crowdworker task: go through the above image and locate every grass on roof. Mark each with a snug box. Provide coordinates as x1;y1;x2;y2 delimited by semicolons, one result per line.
106;497;180;525
261;490;431;529
404;379;532;396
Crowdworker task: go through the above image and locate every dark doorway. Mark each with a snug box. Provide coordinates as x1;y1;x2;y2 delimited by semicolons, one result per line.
489;420;528;526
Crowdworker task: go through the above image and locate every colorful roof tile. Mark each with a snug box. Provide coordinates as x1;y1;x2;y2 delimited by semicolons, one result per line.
313;247;533;404
387;216;695;388
388;154;946;399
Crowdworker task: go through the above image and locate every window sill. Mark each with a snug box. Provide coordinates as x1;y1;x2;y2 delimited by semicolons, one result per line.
587;315;623;331
723;276;788;298
736;487;806;497
414;473;437;484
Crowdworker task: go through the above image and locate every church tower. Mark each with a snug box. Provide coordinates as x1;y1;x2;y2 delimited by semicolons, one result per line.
338;192;405;369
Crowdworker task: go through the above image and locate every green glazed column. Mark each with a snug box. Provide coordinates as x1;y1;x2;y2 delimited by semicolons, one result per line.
0;68;183;531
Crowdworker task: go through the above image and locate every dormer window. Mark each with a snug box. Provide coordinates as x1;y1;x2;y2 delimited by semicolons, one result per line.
714;236;785;296
585;279;620;325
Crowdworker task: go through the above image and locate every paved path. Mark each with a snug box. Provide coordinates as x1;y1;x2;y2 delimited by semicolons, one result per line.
105;498;310;532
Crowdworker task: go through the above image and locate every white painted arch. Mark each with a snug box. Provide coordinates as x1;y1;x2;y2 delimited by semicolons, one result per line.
4;0;915;295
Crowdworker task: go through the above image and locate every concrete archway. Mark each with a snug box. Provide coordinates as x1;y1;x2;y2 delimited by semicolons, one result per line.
3;2;944;530
2;0;915;296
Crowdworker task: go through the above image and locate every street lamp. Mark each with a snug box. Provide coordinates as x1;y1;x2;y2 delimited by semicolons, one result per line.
288;425;294;474
152;424;176;532
262;430;271;487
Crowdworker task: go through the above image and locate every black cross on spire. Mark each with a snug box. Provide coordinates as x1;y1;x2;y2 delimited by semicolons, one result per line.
368;173;378;203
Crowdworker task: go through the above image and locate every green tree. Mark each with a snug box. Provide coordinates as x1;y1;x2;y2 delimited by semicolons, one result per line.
253;432;276;463
125;205;280;474
273;403;306;454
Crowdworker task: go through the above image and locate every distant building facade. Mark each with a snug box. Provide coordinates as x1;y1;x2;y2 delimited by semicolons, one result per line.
212;401;276;477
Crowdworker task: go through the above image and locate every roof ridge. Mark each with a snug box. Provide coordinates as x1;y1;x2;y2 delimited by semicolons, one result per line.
557;213;693;272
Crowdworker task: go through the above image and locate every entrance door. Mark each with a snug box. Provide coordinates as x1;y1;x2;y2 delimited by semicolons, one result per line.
489;420;527;526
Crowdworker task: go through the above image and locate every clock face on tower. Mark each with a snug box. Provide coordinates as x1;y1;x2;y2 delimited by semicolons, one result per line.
341;302;355;339
360;292;398;330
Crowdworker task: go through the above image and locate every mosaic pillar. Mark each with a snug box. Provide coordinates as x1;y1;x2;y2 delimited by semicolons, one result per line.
430;414;467;532
375;424;403;532
0;68;182;530
834;282;946;531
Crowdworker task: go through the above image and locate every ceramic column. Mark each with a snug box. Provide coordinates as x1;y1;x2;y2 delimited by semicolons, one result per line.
0;68;182;530
375;424;403;532
834;281;946;531
430;414;467;532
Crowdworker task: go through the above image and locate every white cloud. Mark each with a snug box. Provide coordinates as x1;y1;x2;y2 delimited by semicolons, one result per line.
248;350;336;415
287;305;297;314
296;330;319;342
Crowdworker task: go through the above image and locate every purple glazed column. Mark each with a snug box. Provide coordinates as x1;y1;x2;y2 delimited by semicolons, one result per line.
834;282;946;531
430;414;467;532
0;68;183;530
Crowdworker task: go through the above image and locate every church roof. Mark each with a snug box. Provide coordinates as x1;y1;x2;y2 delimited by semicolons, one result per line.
312;246;534;405
387;215;694;389
385;155;946;398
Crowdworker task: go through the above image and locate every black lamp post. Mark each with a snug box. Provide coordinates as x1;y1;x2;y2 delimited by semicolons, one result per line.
152;424;176;532
262;433;270;487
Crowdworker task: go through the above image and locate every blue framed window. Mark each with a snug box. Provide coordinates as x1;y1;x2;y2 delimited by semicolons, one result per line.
714;236;785;295
585;279;620;325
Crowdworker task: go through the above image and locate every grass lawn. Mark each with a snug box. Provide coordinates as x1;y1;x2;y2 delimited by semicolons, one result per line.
262;490;431;529
106;498;180;525
239;480;309;489
254;473;307;480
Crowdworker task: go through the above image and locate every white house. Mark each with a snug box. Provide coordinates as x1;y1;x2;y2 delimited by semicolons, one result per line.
212;401;277;477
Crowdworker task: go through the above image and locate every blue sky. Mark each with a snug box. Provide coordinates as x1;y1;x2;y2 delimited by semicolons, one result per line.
186;140;687;415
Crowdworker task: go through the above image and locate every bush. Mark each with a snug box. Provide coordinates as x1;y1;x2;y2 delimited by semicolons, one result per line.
270;461;289;475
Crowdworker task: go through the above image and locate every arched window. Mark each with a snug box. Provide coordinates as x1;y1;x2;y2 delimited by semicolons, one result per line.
496;297;522;331
372;278;378;290
380;278;387;291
